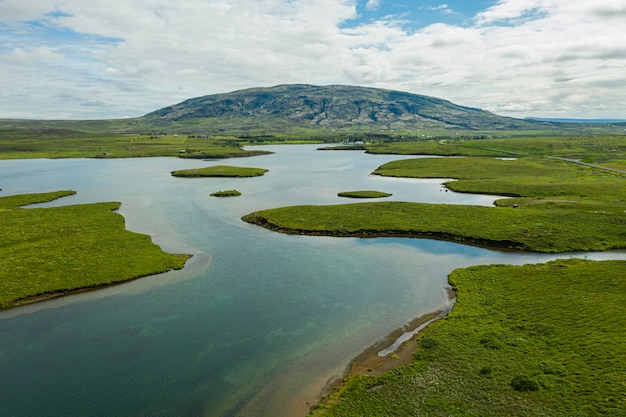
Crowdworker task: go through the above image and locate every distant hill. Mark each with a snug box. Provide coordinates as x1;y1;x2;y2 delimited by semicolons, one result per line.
4;84;624;136
141;84;554;132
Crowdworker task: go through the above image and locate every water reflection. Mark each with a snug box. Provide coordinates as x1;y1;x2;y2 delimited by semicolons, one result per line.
1;145;624;417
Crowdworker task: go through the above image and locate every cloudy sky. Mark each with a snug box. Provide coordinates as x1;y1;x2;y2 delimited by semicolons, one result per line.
1;0;625;120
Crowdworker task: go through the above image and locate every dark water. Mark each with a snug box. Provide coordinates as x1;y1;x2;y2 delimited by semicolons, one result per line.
1;145;623;416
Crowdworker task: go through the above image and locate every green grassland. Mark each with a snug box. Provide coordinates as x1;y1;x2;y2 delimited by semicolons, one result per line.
171;165;268;177
0;129;270;159
0;191;189;309
338;190;392;199
365;141;509;157
373;157;626;204
312;259;626;417
243;155;626;253
296;143;626;416
242;200;626;252
364;135;626;167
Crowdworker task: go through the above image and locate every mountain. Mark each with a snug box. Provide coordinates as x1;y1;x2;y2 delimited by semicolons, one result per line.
141;84;553;133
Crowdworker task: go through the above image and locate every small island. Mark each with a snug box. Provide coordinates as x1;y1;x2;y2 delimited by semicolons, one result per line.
338;190;392;199
171;165;268;178
210;189;242;197
0;191;190;309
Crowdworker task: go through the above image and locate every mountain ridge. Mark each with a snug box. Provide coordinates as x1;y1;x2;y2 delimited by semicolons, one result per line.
142;84;552;132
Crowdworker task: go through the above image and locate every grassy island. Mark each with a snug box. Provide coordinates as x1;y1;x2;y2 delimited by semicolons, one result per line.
312;259;626;417
0;191;190;309
297;141;626;416
210;189;242;197
242;200;626;252
171;165;268;177
338;190;392;199
244;155;626;253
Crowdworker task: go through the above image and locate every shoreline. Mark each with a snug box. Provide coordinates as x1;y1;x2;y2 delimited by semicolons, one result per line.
241;214;532;253
3;254;192;311
310;286;457;414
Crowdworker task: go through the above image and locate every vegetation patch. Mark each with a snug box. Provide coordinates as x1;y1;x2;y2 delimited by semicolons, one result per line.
364;135;626;168
244;153;626;253
0;130;272;160
338;190;392;199
242;200;626;252
0;191;190;309
373;156;626;204
171;165;268;177
210;189;242;197
312;259;626;417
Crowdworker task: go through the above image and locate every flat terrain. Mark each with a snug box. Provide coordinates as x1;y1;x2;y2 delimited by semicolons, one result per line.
0;130;270;159
243;155;626;253
312;259;626;417
0;191;189;309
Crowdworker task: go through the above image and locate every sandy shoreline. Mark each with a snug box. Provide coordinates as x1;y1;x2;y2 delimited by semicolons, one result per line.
309;286;457;414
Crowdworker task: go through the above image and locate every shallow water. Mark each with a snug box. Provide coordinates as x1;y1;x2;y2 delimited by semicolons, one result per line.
1;145;624;416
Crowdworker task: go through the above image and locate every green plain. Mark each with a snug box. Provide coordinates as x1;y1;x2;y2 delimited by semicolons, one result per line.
312;259;626;417
0;131;270;159
243;155;626;252
0;191;189;309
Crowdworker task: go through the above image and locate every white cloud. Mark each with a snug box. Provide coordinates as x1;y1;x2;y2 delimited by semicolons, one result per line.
0;0;625;119
2;46;61;62
366;0;383;11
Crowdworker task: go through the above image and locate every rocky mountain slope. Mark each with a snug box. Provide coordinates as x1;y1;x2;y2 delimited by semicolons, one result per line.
142;84;551;132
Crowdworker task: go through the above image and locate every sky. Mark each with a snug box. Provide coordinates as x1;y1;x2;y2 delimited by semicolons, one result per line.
1;0;625;120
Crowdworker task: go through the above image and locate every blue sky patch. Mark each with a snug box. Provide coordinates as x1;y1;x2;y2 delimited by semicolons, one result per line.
344;0;500;31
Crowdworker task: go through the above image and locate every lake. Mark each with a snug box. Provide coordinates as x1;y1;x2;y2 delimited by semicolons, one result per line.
1;145;623;416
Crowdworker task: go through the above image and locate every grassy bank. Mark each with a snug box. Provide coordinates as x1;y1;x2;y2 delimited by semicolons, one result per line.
373;156;626;204
0;131;271;159
243;154;626;252
242;200;626;252
364;135;626;168
0;191;190;309
312;259;626;417
171;165;268;177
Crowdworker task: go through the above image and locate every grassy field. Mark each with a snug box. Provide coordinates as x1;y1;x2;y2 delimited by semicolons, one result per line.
373;157;626;204
364;135;626;167
243;152;626;252
171;165;268;177
312;259;626;417
365;141;508;157
296;140;626;416
0;130;271;159
338;190;392;199
0;191;189;309
242;200;626;252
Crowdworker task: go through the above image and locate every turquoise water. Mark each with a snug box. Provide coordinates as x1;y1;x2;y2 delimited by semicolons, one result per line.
1;145;624;416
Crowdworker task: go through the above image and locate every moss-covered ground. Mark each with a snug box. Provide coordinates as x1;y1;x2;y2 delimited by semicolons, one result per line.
312;259;626;417
243;155;626;253
0;191;189;309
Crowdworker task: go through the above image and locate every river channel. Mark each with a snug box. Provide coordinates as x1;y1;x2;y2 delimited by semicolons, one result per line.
1;144;623;417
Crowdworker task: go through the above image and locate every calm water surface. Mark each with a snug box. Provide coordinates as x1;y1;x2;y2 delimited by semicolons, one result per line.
1;145;623;416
